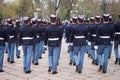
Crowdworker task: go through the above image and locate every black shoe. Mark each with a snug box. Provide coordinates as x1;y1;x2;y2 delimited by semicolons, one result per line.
102;70;106;73
78;70;82;74
25;71;31;74
10;61;15;64
17;56;20;58
95;60;98;65
39;57;42;59
88;54;91;57
92;59;95;64
69;61;72;65
43;52;45;54
7;58;10;62
119;59;120;65
23;68;26;71
34;63;39;65
0;70;4;72
67;50;69;53
98;66;102;72
73;63;76;66
115;58;119;64
48;67;51;72
52;71;58;74
75;65;79;72
32;60;34;64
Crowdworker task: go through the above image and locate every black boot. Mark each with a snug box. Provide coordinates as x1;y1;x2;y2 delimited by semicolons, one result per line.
98;65;102;72
48;67;51;72
69;60;72;65
119;58;120;65
115;58;119;64
75;65;79;72
92;59;95;64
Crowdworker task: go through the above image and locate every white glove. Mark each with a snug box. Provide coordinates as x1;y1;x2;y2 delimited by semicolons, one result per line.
94;45;98;50
18;46;22;50
111;41;113;44
88;42;91;46
44;46;47;48
69;43;73;46
67;43;69;46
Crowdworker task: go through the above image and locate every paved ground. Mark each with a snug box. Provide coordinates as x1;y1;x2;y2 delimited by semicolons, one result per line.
0;40;120;80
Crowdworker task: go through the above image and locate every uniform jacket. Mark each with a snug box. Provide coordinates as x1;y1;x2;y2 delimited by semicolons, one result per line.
114;21;120;41
0;25;8;46
19;24;35;45
95;23;114;45
44;24;63;47
70;23;88;46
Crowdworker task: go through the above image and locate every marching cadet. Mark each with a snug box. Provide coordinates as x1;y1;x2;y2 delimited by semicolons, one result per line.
0;17;8;72
89;15;101;65
95;13;114;73
56;18;64;65
65;16;78;66
86;17;95;59
7;18;17;63
108;16;114;59
113;14;120;65
19;16;35;74
44;14;63;74
38;19;46;58
15;19;21;58
32;18;45;65
70;15;88;73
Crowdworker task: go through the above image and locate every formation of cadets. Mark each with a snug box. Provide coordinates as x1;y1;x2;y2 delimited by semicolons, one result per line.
0;13;120;74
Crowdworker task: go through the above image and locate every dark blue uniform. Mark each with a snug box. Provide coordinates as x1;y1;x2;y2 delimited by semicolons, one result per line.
0;25;8;72
7;24;17;63
38;25;46;58
114;21;120;64
15;24;21;58
70;23;88;73
19;24;35;73
65;24;76;65
32;24;45;64
95;22;114;73
89;23;100;64
45;24;63;74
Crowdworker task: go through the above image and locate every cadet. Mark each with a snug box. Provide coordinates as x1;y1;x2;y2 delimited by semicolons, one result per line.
44;14;63;74
86;17;95;59
38;19;46;59
7;18;17;63
89;15;101;65
65;16;78;66
15;19;21;58
70;15;88;73
108;16;114;59
95;13;114;73
19;16;35;74
31;18;44;65
0;17;8;72
113;13;120;65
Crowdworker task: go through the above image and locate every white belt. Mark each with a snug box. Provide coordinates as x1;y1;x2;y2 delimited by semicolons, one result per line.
116;32;120;35
9;36;14;39
100;36;110;39
48;38;59;41
0;38;4;40
22;37;33;40
92;34;96;37
74;36;85;38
